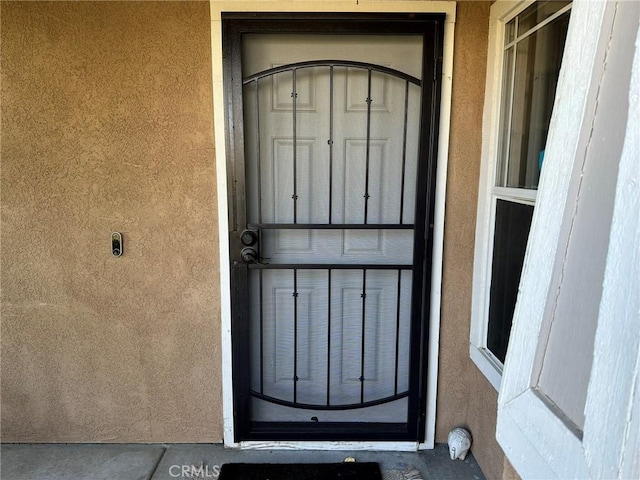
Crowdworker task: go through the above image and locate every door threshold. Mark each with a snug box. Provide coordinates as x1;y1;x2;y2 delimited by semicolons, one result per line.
228;441;421;451
245;421;413;442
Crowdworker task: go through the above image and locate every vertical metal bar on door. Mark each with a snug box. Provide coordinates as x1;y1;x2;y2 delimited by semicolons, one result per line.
329;66;334;225
292;70;298;224
293;268;298;403
360;268;367;403
395;269;402;395
259;269;264;394
399;80;409;224
255;79;263;223
364;69;372;224
326;268;332;406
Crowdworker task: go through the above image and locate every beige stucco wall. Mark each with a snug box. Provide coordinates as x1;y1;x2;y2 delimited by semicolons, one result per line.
1;1;222;442
1;0;508;477
435;3;510;480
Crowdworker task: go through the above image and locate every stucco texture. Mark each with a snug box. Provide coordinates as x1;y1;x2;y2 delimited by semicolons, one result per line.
2;1;510;477
435;3;509;480
1;1;222;442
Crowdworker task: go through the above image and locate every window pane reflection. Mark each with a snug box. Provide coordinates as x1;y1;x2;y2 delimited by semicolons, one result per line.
498;10;570;189
487;200;534;362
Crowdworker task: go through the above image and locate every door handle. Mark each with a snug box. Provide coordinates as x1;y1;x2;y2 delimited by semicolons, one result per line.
241;247;258;264
240;229;259;264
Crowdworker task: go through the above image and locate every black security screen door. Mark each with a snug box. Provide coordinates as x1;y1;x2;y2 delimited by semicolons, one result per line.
223;14;444;442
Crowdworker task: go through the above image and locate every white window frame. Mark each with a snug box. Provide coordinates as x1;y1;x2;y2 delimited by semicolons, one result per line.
470;0;571;390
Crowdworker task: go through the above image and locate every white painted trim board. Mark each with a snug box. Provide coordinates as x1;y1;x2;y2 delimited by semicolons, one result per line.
497;0;640;477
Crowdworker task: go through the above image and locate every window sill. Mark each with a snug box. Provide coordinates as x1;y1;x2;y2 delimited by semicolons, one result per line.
470;345;503;391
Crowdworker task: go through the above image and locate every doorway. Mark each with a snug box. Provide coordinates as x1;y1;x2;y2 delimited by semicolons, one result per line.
222;14;444;442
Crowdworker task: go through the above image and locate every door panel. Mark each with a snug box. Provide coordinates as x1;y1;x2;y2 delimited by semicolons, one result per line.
224;16;444;441
243;36;420;429
248;268;412;423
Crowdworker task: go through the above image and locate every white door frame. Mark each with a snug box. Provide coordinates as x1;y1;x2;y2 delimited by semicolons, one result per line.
209;0;456;450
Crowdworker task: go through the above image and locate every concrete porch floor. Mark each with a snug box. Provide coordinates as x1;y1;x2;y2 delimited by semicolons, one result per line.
0;443;486;480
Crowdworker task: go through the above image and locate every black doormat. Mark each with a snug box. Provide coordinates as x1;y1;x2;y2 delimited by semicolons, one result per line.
218;462;382;480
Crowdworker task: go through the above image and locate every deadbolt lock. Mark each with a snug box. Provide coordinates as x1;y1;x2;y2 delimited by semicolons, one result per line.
240;229;259;246
240;229;259;264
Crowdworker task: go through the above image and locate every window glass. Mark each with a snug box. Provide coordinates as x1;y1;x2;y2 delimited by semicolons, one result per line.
516;0;571;38
505;19;516;44
487;200;534;363
498;7;570;189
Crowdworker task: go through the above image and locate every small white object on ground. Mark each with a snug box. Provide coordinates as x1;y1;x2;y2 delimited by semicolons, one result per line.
448;427;472;460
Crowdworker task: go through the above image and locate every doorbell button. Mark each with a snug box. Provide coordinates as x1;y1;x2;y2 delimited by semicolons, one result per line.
112;232;123;257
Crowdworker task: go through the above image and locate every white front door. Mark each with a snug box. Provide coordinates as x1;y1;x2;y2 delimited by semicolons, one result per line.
223;16;444;442
244;35;421;426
